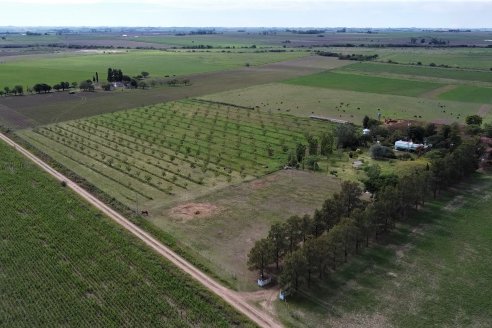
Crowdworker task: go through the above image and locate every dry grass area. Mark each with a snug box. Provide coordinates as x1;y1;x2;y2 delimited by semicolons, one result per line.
148;169;341;291
169;203;221;221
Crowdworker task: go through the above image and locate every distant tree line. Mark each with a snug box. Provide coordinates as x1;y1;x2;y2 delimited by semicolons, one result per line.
248;139;481;294
286;29;326;34
316;51;379;61
0;68;155;97
0;85;23;96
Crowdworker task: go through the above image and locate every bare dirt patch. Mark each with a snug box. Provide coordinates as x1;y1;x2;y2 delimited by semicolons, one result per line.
249;174;280;190
169;202;220;221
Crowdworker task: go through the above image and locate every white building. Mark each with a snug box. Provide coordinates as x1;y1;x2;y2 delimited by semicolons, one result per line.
394;140;427;152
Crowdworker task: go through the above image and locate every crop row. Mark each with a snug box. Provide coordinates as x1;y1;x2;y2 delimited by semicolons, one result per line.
0;141;252;327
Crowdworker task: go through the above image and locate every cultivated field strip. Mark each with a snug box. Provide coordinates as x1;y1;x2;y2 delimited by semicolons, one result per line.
0;132;280;328
0;136;258;327
21;100;333;207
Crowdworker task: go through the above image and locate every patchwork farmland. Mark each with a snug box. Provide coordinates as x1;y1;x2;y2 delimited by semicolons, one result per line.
2;25;492;328
19;99;334;207
0;140;254;327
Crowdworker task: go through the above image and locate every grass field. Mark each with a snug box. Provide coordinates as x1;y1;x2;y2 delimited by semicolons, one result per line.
18;99;335;209
201;83;483;124
150;170;341;290
0;55;346;129
0;49;306;87
324;47;492;70
340;62;492;84
439;85;492;104
276;174;492;328
285;71;443;97
0;140;252;327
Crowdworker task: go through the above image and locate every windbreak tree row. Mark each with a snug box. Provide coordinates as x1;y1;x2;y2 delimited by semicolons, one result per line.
248;139;481;293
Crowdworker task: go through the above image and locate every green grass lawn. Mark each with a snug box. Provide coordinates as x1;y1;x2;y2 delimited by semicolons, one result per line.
341;62;492;83
276;174;492;328
439;85;492;104
0;140;252;327
201;83;483;124
0;49;306;87
285;71;443;97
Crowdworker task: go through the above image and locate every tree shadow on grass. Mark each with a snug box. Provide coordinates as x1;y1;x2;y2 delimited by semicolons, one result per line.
284;200;452;317
280;174;492;326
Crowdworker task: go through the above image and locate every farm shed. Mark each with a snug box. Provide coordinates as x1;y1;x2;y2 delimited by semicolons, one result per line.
394;140;427;152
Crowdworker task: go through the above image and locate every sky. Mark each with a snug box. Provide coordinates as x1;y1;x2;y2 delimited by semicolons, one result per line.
0;0;490;28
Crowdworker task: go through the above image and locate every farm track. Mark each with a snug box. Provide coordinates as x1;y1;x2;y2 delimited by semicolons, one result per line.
0;132;282;328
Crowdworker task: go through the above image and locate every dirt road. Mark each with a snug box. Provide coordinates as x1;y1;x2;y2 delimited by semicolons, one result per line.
0;132;281;328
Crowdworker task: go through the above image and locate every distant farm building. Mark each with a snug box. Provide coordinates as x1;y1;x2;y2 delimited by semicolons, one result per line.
394;140;428;152
362;128;371;135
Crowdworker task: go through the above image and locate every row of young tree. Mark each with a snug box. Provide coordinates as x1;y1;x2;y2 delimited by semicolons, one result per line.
286;132;335;170
248;139;481;293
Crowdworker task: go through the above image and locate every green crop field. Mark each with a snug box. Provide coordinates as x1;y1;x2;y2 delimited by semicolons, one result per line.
0;49;306;87
323;47;492;70
19;99;334;209
439;85;492;104
285;71;443;97
340;62;492;84
276;175;492;328
201;83;484;124
0;140;252;327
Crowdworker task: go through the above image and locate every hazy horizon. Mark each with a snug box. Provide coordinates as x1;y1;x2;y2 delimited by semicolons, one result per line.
0;0;491;28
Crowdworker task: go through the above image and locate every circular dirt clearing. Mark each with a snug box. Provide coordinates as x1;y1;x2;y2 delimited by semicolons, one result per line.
169;203;219;221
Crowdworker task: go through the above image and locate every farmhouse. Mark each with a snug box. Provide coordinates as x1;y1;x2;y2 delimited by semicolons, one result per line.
394;140;427;152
